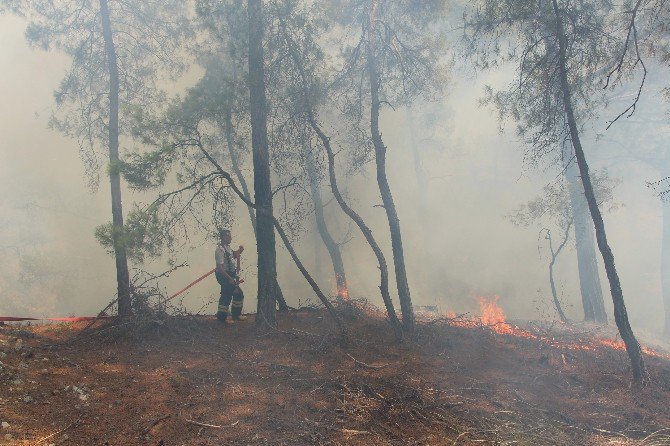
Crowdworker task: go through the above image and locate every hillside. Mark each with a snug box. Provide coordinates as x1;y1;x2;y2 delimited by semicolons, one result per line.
2;305;670;445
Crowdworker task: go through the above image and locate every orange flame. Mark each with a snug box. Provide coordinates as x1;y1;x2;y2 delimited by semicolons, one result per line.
478;295;506;326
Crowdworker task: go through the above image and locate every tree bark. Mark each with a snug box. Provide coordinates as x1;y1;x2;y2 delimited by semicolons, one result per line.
563;146;608;323
247;0;278;328
367;0;414;330
99;0;131;318
552;0;647;384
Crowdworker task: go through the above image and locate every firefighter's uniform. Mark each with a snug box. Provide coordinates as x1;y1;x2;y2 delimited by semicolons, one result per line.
215;244;245;322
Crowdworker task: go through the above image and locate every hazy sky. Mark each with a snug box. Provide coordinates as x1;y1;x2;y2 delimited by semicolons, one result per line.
1;12;668;339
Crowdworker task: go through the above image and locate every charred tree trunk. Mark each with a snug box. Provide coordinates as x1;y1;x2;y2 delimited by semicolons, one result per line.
99;0;131;318
552;0;647;384
563;146;607;323
367;1;414;330
304;144;349;300
248;0;278;328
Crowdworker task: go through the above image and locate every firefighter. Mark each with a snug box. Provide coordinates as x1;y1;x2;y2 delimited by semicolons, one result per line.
215;229;247;323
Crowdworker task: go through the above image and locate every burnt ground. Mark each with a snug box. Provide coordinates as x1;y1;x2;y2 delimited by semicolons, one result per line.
1;307;670;446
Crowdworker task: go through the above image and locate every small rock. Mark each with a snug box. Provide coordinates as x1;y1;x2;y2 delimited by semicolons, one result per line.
18;362;28;369
14;339;23;351
5;433;13;440
1;421;9;429
12;379;23;386
0;352;6;358
23;395;34;403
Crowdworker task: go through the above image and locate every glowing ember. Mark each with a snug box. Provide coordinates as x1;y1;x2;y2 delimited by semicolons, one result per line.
337;285;350;300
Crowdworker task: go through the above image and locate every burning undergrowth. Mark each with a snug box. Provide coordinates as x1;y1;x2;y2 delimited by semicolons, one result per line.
3;301;670;445
412;295;670;361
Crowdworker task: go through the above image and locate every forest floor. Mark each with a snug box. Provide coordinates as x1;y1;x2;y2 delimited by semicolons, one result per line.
2;304;670;446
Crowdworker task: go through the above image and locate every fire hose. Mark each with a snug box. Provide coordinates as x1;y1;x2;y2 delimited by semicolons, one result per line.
1;246;245;322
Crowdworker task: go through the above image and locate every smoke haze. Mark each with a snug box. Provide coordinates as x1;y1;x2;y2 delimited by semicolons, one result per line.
1;12;668;338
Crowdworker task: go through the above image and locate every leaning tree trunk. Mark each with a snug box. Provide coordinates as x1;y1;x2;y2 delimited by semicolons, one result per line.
367;0;414;330
248;0;278;328
277;17;402;340
310;114;403;341
563;145;608;323
99;0;131;318
552;0;647;384
303;142;349;300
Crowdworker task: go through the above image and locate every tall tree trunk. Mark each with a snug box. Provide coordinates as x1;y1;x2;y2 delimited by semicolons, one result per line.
223;109;288;312
303;143;349;300
367;0;414;330
552;0;647;384
562;145;608;323
99;0;131;318
247;0;278;328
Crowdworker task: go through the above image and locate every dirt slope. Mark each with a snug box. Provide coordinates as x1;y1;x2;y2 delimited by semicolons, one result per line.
1;309;670;445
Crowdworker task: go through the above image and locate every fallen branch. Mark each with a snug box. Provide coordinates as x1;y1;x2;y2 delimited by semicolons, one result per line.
342;429;370;435
185;419;221;429
32;419;79;445
185;419;239;429
142;414;171;435
346;353;388;369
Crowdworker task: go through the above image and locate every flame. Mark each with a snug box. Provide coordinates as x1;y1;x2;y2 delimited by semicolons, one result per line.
478;295;506;326
440;295;669;360
337;285;350;301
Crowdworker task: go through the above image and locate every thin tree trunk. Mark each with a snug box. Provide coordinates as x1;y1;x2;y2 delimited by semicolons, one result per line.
303;142;349;300
547;225;571;323
247;0;277;328
276;15;402;340
367;0;414;330
99;0;131;318
552;0;647;384
310;115;402;341
563;145;607;323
